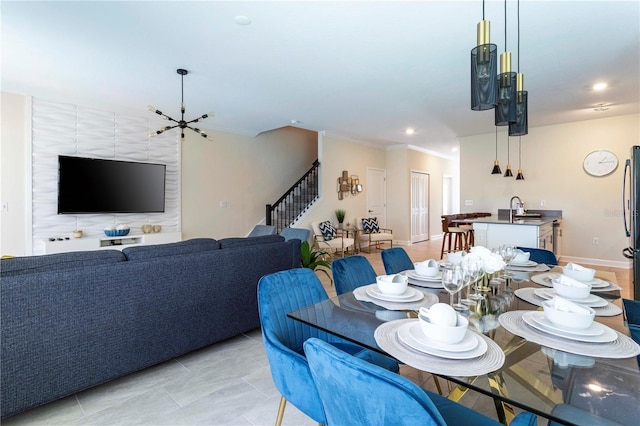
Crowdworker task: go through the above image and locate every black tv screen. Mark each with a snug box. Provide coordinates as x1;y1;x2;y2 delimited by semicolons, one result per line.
57;156;166;214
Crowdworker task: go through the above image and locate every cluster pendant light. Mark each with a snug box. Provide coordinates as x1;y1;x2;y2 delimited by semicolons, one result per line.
471;0;497;110
149;68;215;141
474;0;528;177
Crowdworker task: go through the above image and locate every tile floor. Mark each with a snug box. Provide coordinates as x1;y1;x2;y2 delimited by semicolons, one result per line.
3;239;631;425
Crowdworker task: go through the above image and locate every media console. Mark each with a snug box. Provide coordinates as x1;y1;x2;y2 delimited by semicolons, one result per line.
39;232;182;254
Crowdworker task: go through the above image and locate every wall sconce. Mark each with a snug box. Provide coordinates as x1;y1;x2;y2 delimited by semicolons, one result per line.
337;170;363;200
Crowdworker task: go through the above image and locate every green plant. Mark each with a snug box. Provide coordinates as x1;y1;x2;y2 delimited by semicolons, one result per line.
335;208;346;223
301;241;333;284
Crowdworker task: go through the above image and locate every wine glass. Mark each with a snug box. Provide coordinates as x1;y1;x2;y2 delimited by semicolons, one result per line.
501;245;516;278
442;264;464;311
460;260;479;306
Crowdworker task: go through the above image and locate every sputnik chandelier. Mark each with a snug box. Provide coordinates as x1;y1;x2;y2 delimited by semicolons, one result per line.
149;68;215;141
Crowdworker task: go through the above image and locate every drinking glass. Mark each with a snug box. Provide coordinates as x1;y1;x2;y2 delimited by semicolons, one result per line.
501;245;515;278
460;260;478;307
442;265;464;310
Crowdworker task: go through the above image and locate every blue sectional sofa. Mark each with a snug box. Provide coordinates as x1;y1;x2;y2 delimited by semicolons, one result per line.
0;235;301;418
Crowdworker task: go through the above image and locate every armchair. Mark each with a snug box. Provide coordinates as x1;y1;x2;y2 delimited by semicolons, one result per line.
354;216;393;253
311;221;354;257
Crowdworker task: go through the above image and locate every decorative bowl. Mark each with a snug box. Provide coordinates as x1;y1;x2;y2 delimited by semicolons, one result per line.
104;229;130;237
542;298;595;330
552;275;592;299
418;311;468;344
376;274;408;295
562;264;596;282
512;250;530;264
414;259;439;277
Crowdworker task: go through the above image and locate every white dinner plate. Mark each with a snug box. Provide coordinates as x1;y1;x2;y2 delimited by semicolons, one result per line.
407;322;479;352
404;270;442;282
586;278;609;288
533;288;608;307
509;260;537;267
366;285;425;302
397;322;487;359
407;278;444;289
522;312;617;343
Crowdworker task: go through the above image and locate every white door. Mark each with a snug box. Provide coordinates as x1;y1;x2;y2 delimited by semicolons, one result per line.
411;171;429;243
366;168;387;227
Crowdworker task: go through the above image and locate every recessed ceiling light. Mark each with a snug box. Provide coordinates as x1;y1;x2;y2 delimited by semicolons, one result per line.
594;103;610;112
405;128;415;135
290;119;301;125
593;82;608;91
234;15;251;26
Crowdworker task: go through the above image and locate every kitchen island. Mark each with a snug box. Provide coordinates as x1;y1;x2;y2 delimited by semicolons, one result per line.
470;210;562;253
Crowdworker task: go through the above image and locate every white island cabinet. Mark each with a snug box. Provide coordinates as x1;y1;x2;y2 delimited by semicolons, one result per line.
472;219;556;252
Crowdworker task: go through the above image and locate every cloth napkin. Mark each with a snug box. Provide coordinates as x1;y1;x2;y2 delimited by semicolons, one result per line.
565;262;587;271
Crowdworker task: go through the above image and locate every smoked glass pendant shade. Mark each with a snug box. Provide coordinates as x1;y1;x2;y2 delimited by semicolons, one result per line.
491;160;502;175
516;168;525;180
471;20;497;110
509;90;528;136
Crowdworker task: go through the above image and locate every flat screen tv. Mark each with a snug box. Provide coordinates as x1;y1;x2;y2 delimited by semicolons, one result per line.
57;155;166;214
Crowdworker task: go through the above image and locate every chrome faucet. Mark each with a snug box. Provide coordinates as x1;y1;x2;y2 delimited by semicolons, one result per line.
510;196;523;223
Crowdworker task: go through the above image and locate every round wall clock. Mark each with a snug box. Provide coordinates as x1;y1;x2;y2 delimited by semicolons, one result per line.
583;150;618;177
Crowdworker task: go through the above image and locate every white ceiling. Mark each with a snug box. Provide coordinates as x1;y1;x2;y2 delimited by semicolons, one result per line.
2;1;639;156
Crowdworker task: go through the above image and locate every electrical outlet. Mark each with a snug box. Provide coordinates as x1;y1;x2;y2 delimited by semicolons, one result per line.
540;200;546;207
593;237;599;245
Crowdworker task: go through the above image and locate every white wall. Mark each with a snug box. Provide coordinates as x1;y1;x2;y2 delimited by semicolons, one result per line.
1;92;28;256
180;125;317;239
460;114;640;266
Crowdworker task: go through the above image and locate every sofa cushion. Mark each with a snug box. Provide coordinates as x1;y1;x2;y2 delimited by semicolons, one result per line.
218;234;284;249
123;238;219;261
0;250;127;277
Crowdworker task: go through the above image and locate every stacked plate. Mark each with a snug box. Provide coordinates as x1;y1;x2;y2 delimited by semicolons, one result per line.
365;285;424;303
531;272;621;292
401;270;443;288
521;311;617;343
533;288;608;308
396;321;488;359
509;259;538;267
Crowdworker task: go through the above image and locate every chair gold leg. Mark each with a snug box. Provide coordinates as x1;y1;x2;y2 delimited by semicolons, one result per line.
275;396;287;426
433;376;443;395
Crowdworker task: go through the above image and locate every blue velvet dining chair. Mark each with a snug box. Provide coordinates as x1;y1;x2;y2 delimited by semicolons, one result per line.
381;247;415;274
623;298;640;366
515;247;558;266
332;255;378;295
257;268;399;426
304;337;537;426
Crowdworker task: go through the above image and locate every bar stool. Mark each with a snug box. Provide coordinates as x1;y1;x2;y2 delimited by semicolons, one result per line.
440;215;470;259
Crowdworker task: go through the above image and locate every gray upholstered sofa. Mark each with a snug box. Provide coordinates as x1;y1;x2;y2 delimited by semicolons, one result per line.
0;235;301;418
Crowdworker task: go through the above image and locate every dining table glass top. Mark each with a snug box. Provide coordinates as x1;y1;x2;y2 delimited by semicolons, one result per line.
287;267;640;426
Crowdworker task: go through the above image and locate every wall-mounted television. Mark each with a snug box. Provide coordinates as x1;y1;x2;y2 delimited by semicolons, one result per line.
57;156;166;214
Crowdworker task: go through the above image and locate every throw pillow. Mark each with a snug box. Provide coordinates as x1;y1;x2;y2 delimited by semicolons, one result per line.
318;221;336;241
362;217;380;233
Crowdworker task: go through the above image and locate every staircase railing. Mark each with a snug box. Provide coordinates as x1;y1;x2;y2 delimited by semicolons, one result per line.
266;160;319;233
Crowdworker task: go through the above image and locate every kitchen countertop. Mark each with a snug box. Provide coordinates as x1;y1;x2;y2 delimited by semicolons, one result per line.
468;217;557;226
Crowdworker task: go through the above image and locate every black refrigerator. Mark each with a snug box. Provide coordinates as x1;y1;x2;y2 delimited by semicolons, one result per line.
623;145;640;300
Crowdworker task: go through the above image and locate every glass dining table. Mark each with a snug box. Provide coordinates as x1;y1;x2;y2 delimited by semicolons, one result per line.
287;267;640;426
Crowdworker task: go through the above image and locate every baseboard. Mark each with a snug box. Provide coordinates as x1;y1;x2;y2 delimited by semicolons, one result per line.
559;255;632;269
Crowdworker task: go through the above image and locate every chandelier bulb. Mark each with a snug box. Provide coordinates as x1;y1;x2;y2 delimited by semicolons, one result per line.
148;105;157;112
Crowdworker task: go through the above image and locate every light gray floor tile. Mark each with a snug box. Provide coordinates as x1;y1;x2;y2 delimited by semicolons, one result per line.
76;359;189;416
147;381;267;426
2;395;84;426
70;388;180;425
242;394;316;426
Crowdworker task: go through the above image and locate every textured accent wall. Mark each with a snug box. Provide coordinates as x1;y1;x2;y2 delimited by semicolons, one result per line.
31;98;180;253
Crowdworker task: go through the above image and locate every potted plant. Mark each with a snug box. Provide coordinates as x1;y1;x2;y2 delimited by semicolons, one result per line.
301;241;333;285
335;209;346;229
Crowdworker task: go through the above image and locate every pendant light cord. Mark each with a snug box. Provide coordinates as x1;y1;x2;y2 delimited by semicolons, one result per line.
495;126;498;160
518;136;522;167
504;0;507;53
482;0;485;20
506;131;510;163
517;0;520;71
